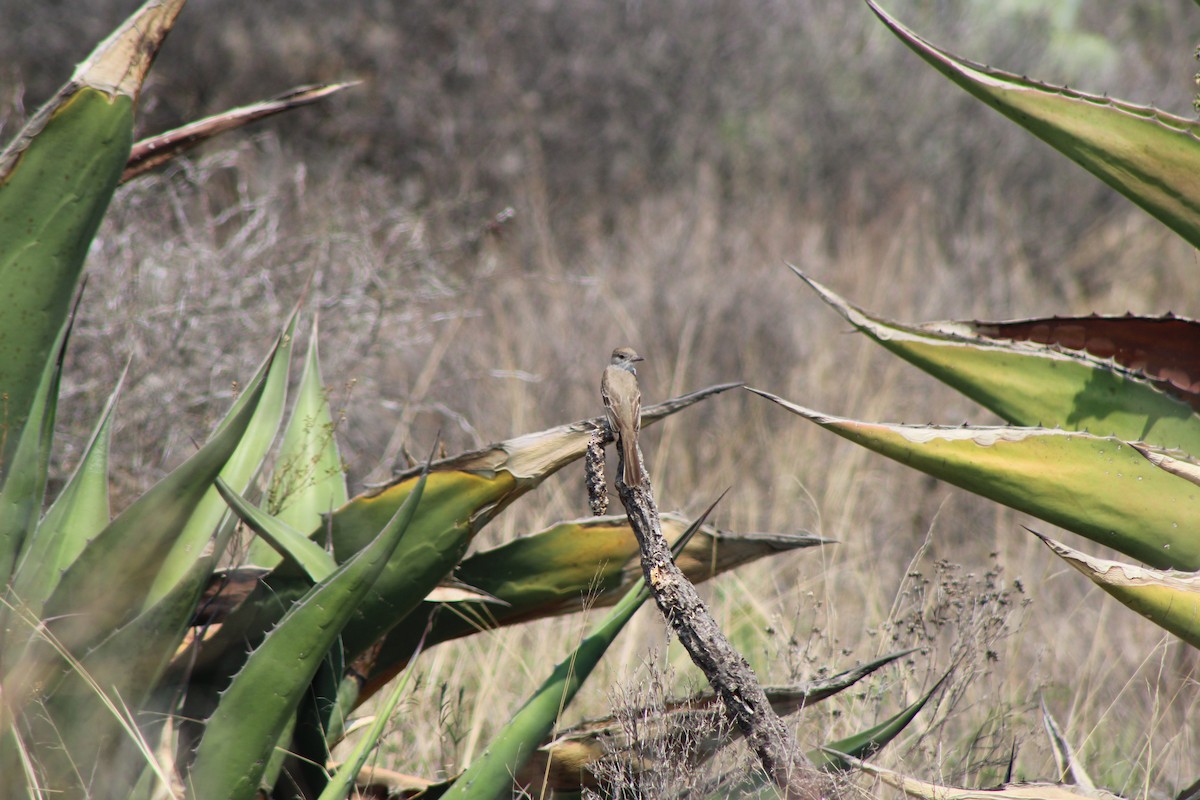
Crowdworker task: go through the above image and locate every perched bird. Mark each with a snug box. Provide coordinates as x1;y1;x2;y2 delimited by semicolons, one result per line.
600;346;645;487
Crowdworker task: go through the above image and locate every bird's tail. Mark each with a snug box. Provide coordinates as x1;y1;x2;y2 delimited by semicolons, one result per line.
621;435;642;487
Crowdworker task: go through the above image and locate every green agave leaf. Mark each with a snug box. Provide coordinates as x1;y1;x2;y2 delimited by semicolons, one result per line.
28;353;272;666
361;514;828;702
0;0;183;471
10;362;125;613
0;317;68;584
1035;532;1200;650
147;309;298;606
811;669;948;771
841;754;1123;800
441;503;717;800
748;389;1200;570
791;268;1200;452
187;470;428;800
248;316;347;569
216;478;336;582
122;83;356;183
867;0;1200;249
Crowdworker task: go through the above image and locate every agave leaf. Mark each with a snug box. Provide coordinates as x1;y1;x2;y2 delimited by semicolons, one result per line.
840;753;1122;799
1040;696;1096;791
10;362;125;613
0;318;68;584
147;309;298;606
791;268;1200;451
1035;532;1200;650
361;515;828;701
248;316;347;568
27;353;271;670
867;0;1200;250
186;471;428;800
216;478;336;583
0;0;183;470
749;389;1200;570
518;650;912;794
811;669;948;771
122;83;356;183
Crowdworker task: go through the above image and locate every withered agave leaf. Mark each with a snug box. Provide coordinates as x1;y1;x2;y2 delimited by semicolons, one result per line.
839;752;1122;800
121;82;356;183
1034;532;1200;650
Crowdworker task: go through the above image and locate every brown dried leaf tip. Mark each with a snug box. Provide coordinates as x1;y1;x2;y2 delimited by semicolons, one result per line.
586;427;609;516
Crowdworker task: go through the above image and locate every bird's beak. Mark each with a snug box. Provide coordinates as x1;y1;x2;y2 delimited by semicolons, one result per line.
633;355;645;362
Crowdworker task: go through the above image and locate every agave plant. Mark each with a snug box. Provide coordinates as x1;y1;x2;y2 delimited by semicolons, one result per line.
0;3;936;798
750;2;1200;795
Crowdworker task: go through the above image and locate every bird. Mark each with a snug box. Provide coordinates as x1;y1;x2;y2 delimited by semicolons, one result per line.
601;346;645;487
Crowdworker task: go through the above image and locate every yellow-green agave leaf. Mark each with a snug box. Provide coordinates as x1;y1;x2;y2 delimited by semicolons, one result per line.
868;0;1200;250
748;389;1200;570
791;268;1200;452
1036;532;1200;649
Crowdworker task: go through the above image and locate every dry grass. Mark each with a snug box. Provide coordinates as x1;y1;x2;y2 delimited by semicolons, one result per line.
7;0;1200;796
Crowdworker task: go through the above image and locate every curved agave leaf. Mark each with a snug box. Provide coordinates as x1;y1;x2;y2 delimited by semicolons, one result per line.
122;83;356;183
867;0;1200;250
187;471;428;800
0;0;183;471
790;268;1200;452
217;478;336;582
361;515;828;701
248;316;347;568
748;389;1200;570
1035;532;1200;650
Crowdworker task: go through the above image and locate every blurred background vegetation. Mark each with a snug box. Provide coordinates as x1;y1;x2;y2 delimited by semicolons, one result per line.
3;0;1198;793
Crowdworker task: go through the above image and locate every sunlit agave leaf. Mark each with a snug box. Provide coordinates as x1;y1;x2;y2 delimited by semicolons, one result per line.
187;471;428;800
836;752;1122;799
250;315;348;568
749;388;1200;570
359;514;828;702
1034;532;1200;650
1040;696;1096;791
867;0;1200;250
791;268;1200;452
0;0;184;471
121;83;356;183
